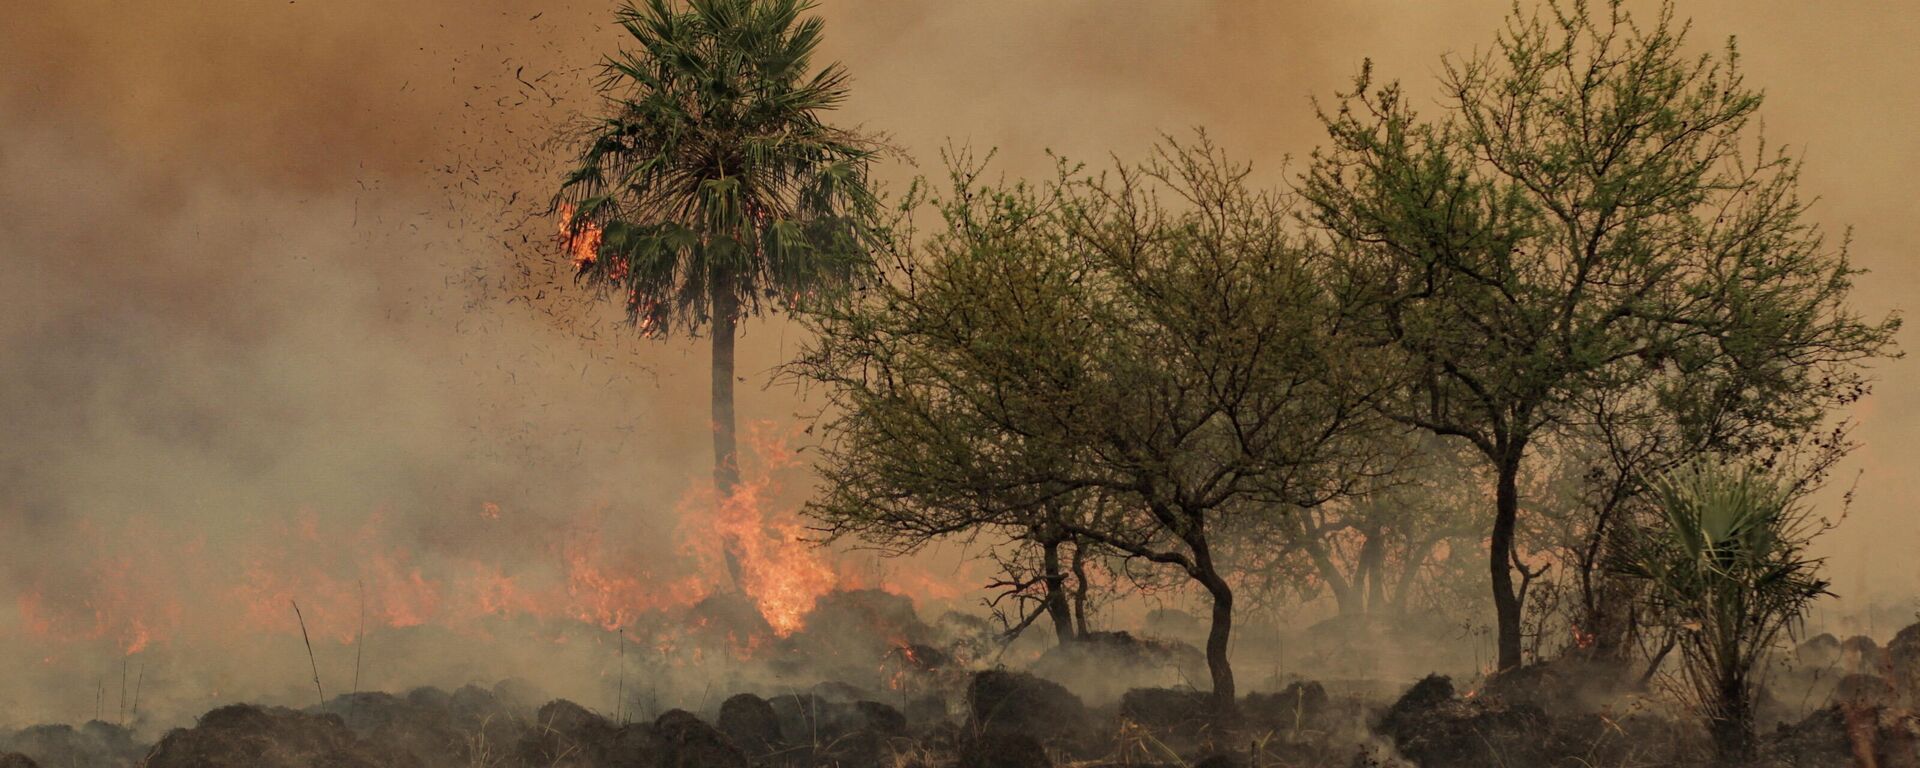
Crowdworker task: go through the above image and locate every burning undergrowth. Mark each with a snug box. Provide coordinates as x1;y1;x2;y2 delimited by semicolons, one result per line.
0;420;982;733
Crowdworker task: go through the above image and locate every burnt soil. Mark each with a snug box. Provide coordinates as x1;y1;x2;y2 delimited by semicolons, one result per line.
9;620;1920;767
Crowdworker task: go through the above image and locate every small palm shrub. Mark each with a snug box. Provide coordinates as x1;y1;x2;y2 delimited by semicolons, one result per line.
1618;460;1830;764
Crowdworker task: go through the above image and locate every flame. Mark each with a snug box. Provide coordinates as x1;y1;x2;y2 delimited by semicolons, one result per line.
233;509;448;642
14;518;184;655
559;205;661;337
678;422;838;636
558;529;711;631
1570;624;1596;650
7;420;961;665
557;204;603;269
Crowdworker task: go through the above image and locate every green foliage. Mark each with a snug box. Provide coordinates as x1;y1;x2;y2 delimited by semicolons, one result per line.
799;137;1389;555
795;135;1395;708
1301;0;1899;669
1307;0;1897;463
557;0;884;334
1617;460;1829;762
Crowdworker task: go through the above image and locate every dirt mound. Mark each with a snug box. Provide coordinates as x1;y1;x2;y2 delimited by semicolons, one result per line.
1119;687;1212;734
884;642;960;694
321;692;460;765
968;670;1089;739
767;692;831;745
1891;621;1920;704
850;700;909;736
0;721;142;768
144;703;397;768
654;709;745;768
1372;674;1677;768
1798;633;1843;668
1030;632;1206;701
1841;635;1889;675
688;592;778;643
760;691;910;765
0;754;37;768
1479;656;1624;715
1301;614;1471;680
319;686;527;767
901;692;951;727
957;730;1052;768
1243;680;1330;731
716;693;781;754
1766;704;1920;768
767;690;895;736
1769;706;1854;768
1835;673;1895;708
515;701;744;768
517;698;622;767
777;589;938;687
1377;674;1454;734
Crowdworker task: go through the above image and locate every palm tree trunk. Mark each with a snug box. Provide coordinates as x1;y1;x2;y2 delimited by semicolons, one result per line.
1709;670;1756;764
712;285;745;590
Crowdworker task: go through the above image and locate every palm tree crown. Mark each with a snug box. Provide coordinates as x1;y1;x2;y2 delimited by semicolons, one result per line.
559;0;881;335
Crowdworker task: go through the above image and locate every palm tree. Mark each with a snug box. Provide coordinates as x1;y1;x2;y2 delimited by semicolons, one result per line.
1619;461;1830;764
556;0;883;583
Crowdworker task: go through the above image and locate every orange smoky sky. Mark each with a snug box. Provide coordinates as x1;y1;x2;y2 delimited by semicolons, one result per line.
1;0;1916;709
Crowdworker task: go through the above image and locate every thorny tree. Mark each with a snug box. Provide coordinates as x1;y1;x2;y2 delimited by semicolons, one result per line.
798;137;1394;714
1302;0;1898;670
556;0;885;585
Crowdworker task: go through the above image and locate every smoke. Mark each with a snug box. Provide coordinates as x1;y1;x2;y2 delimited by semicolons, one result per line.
1;0;1915;733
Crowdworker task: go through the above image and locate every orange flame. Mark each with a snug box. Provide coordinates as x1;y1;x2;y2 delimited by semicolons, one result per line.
8;421;961;663
679;422;838;636
557;204;603;269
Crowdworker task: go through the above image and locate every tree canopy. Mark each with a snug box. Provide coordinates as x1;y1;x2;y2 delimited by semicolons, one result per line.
796;137;1396;711
1301;0;1899;670
558;0;884;337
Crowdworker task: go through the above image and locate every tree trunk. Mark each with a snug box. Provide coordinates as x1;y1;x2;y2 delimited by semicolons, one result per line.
1360;532;1387;613
1709;670;1756;764
1390;538;1434;615
1041;539;1075;646
1299;525;1358;615
1336;589;1361;616
1070;541;1090;637
1585;521;1641;664
711;285;745;590
1200;570;1236;715
1189;531;1236;716
1579;489;1637;663
1491;447;1524;671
